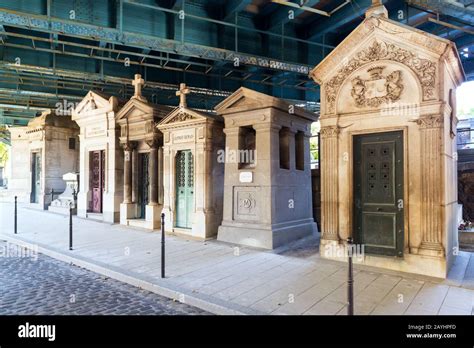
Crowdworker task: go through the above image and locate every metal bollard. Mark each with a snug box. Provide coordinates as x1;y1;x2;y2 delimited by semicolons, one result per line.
347;237;354;316
161;213;165;278
69;205;73;251
14;196;17;234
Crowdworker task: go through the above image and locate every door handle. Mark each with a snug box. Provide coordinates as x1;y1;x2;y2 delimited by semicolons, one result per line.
377;208;382;212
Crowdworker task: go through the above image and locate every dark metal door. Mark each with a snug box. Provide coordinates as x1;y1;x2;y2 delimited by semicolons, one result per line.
175;150;194;229
31;152;41;203
353;131;404;257
138;153;149;219
90;150;104;213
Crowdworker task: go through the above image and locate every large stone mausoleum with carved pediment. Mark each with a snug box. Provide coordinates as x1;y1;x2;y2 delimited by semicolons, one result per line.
8;109;79;210
157;83;225;239
310;2;465;278
72;91;124;223
116;74;171;230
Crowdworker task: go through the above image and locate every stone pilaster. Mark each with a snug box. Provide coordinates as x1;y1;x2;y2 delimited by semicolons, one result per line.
131;146;138;203
157;147;164;205
320;126;340;242
122;142;135;204
221;127;240;225
417;115;445;257
147;140;158;206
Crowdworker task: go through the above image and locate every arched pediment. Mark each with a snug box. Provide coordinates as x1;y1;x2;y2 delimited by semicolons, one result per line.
325;40;436;115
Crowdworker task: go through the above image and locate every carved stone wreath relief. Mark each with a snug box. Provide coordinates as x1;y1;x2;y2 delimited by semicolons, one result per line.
325;40;436;113
351;66;403;108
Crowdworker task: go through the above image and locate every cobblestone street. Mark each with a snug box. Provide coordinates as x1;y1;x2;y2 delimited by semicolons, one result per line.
0;241;208;315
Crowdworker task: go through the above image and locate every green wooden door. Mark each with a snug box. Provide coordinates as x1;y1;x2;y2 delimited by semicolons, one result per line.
31;152;41;203
353;131;404;257
175;150;194;229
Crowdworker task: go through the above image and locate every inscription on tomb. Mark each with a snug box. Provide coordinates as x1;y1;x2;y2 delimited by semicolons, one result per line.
173;130;195;144
85;125;107;138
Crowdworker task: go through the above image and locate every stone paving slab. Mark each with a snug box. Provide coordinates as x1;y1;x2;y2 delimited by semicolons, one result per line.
1;202;474;316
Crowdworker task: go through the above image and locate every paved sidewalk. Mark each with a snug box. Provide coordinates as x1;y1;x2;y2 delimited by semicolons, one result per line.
1;202;473;315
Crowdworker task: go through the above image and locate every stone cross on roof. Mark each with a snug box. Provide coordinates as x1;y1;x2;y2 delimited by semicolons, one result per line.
176;83;190;108
132;74;145;100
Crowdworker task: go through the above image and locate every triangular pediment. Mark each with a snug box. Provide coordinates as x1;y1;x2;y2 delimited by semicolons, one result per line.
157;106;221;128
215;87;317;122
72;91;116;119
116;97;156;122
310;14;464;86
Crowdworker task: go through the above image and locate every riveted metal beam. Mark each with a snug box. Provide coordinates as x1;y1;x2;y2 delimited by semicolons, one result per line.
0;8;318;75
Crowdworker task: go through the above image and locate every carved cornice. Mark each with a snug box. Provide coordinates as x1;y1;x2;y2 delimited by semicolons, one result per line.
416;115;444;129
320;126;340;138
325;40;436;114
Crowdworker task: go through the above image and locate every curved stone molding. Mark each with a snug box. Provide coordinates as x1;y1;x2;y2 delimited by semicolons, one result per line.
325;40;436;114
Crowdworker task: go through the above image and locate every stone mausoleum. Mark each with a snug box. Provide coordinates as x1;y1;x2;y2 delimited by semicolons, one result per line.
157;84;225;239
8;110;79;210
116;74;170;230
216;87;318;249
72;91;124;223
310;2;464;277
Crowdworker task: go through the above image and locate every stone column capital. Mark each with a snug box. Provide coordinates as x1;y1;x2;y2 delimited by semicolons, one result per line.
121;141;137;151
145;138;159;149
320;126;340;139
416;115;444;129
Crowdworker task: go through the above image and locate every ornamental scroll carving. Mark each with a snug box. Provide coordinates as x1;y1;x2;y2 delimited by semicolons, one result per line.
325;40;436;113
351;66;403;108
169;111;196;123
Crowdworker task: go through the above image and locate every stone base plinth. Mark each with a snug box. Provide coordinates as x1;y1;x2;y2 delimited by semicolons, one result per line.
319;239;449;279
217;218;317;249
124;204;162;230
120;203;136;225
144;204;162;230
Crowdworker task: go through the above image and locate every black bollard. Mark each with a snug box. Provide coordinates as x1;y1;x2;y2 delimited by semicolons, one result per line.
161;213;165;278
69;205;73;251
347;237;354;316
14;196;17;234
